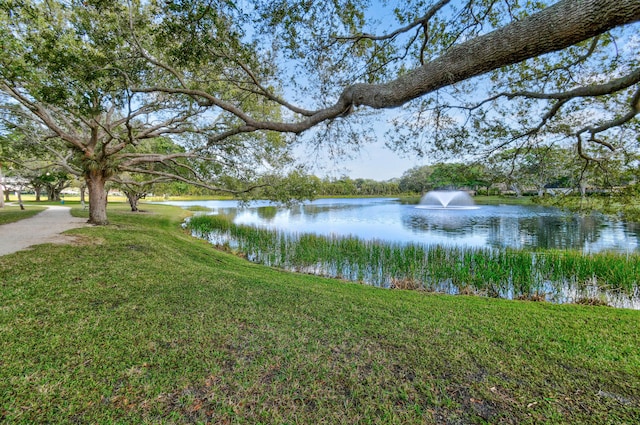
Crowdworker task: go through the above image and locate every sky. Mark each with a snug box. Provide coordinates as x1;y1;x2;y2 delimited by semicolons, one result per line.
295;138;424;181
332;141;423;180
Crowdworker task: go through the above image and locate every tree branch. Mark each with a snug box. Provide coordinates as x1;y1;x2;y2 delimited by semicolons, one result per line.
506;67;640;100
344;0;640;109
118;165;269;194
138;0;640;135
333;0;452;42
0;84;87;152
576;85;640;157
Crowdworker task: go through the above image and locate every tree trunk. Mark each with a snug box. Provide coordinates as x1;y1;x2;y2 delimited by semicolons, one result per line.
126;192;141;212
580;181;587;197
129;197;139;212
46;185;62;201
0;165;4;208
80;184;86;209
86;170;109;225
35;187;42;202
17;189;24;210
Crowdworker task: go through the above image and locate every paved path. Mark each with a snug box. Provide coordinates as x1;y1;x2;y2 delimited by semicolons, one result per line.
0;205;89;256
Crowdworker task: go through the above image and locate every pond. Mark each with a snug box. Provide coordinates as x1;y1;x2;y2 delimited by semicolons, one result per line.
164;197;640;309
163;197;640;253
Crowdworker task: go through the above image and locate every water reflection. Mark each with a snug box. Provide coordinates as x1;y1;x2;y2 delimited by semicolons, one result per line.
484;214;604;250
163;198;639;253
256;206;278;221
403;213;479;236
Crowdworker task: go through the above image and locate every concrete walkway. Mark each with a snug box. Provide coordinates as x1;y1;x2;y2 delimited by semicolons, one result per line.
0;205;89;256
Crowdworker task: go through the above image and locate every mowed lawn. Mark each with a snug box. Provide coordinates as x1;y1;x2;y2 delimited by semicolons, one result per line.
0;205;46;225
1;204;638;424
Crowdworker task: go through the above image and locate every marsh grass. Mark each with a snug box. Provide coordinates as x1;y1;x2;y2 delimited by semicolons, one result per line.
1;204;640;423
188;215;640;306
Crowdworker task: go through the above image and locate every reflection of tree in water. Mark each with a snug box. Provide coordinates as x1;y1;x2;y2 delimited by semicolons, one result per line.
256;206;278;221
245;203;366;223
625;222;640;248
302;203;364;215
482;217;517;249
214;209;238;221
242;200;393;224
288;204;304;217
300;203;377;223
402;212;476;235
485;214;604;249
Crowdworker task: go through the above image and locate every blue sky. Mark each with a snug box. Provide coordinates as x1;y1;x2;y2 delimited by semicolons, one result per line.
295;137;423;181
333;140;423;180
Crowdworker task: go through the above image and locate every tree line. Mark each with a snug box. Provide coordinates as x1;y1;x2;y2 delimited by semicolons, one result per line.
6;141;637;204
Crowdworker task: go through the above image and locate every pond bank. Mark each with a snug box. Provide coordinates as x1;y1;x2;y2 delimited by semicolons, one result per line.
188;214;640;309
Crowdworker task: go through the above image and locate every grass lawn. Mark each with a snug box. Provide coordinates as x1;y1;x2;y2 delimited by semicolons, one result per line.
0;205;47;225
1;204;638;424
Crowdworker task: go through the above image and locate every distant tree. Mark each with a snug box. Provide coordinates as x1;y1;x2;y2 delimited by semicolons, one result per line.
427;163;469;190
399;163;489;194
463;165;492;195
114;179;154;212
399;165;433;194
511;146;575;196
252;170;320;204
112;137;189;211
320;176;358;196
39;171;70;201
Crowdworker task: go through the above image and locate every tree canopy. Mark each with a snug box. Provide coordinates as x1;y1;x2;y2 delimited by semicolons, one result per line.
1;0;639;223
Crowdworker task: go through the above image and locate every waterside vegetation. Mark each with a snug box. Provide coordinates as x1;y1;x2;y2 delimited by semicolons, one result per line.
188;215;640;308
538;190;640;223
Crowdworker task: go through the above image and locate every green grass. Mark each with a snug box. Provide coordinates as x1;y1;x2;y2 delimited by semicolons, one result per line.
1;205;639;424
183;205;214;212
474;195;536;205
0;205;47;225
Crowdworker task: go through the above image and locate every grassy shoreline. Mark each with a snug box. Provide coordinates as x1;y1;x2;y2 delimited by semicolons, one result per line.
1;204;639;423
187;214;640;307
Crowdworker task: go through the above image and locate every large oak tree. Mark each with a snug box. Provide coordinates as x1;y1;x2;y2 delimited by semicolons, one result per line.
0;0;297;224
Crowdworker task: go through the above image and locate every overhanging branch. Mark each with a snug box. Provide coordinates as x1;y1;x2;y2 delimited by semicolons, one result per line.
136;0;640;136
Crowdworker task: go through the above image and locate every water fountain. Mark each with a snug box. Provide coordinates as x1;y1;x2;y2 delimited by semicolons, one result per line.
416;190;479;209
